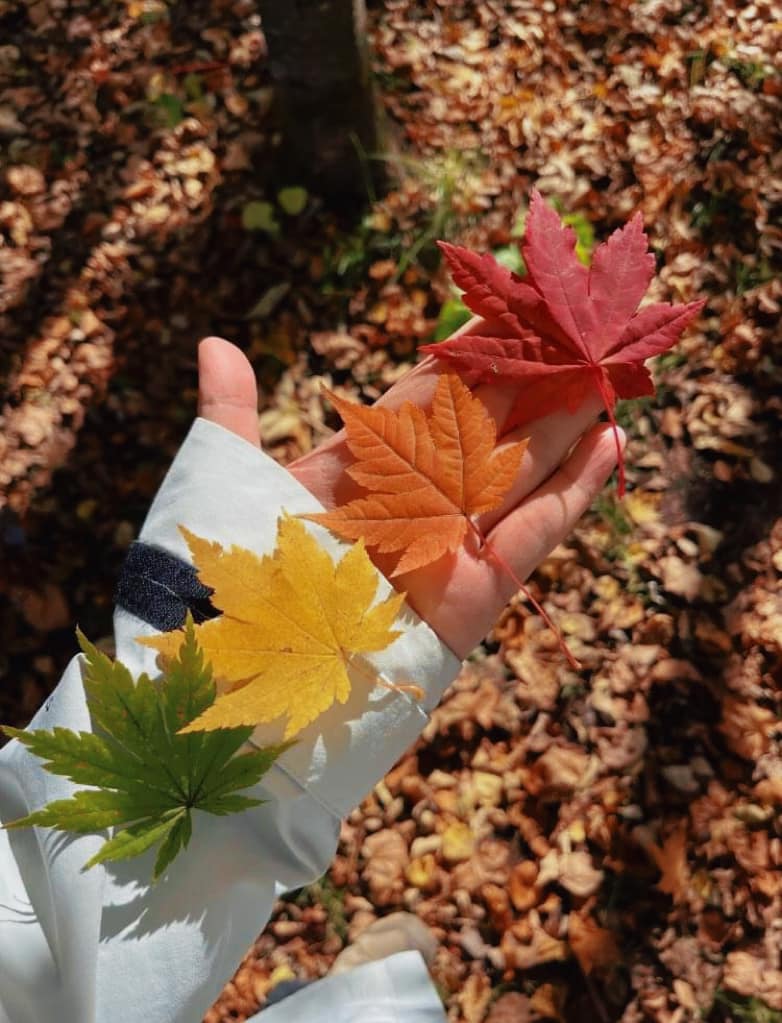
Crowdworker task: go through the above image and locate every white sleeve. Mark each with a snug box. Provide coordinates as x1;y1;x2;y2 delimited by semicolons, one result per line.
256;951;447;1023
0;418;461;1023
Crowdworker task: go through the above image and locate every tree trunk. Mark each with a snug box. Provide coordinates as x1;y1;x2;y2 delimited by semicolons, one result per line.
258;0;382;206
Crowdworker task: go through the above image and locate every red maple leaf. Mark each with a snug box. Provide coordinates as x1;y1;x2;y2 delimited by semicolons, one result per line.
421;191;705;495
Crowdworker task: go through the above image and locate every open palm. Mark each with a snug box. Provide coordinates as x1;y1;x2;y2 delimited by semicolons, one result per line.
197;334;621;659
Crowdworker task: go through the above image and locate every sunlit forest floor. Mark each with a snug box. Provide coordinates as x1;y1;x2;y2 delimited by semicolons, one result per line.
1;1;781;1021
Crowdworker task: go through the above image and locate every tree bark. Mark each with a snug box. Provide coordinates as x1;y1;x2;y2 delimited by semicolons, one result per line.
258;0;382;206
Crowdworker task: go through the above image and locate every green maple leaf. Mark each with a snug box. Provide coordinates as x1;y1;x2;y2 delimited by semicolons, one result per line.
2;616;289;881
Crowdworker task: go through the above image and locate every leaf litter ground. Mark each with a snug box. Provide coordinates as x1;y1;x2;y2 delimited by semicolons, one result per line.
1;1;781;1022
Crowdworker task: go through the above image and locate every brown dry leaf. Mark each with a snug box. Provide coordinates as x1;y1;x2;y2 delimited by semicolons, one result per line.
425;667;520;740
650;658;702;684
538;850;604;899
486;993;534;1023
11;583;70;632
450;838;510;894
361;829;409;907
529;983;566;1021
505;645;561;711
462;770;503;809
509;861;540;912
568;910;621;974
728;828;771;874
720;696;776;761
527;744;592;797
502;921;568;971
672;979;699;1014
624;489;662;526
657;555;703;600
648;825;690;904
754;777;782;806
457;971;493;1023
310;330;365;370
723;951;782;1011
481;882;513;932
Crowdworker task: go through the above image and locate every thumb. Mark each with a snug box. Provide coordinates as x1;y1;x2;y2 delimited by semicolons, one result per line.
197;337;261;448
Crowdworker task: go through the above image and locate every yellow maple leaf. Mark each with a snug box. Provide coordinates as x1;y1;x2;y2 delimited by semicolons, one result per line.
139;515;405;739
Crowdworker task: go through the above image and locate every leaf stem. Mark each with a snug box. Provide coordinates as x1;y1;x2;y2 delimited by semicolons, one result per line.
345;653;425;702
468;520;581;671
592;366;626;498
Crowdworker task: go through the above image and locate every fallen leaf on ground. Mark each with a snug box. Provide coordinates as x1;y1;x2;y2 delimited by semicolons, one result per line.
723;951;782;1011
648;824;690;904
568;909;621;974
538;849;604;898
485;993;533;1023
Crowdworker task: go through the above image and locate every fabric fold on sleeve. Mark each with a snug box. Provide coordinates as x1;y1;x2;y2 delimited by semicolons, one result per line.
254;950;448;1023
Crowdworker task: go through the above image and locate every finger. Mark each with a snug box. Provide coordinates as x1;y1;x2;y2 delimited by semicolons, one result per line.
288;355;438;503
198;336;261;448
486;422;623;604
372;315;483;411
374;314;518;426
393;423;622;658
477;393;603;533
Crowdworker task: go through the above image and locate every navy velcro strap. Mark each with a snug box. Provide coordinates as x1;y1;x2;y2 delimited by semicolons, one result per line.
115;541;218;632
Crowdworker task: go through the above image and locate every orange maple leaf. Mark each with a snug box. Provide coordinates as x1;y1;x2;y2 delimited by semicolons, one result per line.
568;909;621;975
648;823;690;904
139;515;406;739
305;373;528;575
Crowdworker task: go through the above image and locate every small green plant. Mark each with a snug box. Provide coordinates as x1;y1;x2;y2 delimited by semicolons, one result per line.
320;149;481;297
277;186;308;216
182;72;203;102
591;492;633;561
689;189;752;242
372;69;410;94
140;7;169;25
655;350;688;374
723;57;775;90
712;990;782;1023
615;396;653;432
433;297;472;341
559;681;586;703
240;188;309;238
319;215;403;294
734;258;774;296
292;876;349;941
152;93;184;128
548;201;596;265
392;149;481;277
241;200;280;236
492;243;525;274
563;210;596;265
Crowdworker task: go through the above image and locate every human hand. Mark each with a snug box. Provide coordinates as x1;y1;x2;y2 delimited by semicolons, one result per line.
197;335;622;659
